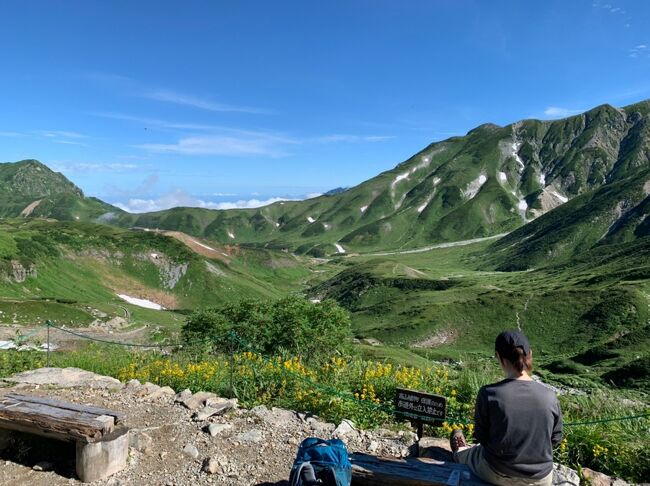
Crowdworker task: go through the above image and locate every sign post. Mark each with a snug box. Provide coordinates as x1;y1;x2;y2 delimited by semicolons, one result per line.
394;388;446;439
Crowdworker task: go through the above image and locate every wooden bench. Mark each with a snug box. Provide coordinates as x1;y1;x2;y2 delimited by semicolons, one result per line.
0;393;129;483
351;453;490;486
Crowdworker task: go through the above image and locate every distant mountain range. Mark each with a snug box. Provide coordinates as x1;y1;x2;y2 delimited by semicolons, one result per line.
2;99;649;264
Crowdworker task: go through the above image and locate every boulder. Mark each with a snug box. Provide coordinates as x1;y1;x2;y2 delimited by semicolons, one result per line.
4;367;123;389
582;468;632;486
552;463;580;486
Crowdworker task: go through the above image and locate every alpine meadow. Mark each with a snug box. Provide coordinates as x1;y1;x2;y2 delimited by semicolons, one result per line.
1;3;649;485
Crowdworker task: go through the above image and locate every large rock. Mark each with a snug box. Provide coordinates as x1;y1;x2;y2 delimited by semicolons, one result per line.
193;399;237;421
552;463;580;486
5;367;123;389
179;391;218;410
582;468;631;486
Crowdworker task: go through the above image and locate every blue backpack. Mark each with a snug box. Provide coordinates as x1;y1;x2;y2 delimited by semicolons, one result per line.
289;437;352;486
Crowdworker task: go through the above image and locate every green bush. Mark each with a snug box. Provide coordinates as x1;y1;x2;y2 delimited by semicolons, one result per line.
182;296;352;362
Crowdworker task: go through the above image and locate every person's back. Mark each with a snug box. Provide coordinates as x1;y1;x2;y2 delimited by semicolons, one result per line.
451;330;563;486
475;379;563;479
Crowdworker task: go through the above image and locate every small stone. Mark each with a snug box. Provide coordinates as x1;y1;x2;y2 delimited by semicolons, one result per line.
175;389;192;403
125;379;142;391
208;423;233;437
182;444;200;460
129;431;153;453
235;429;263;443
334;419;357;437
33;461;54;472
202;457;222;475
193;400;237;421
181;391;218;410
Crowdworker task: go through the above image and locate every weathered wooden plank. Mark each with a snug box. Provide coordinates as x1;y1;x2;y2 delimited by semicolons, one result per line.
0;397;111;442
351;453;489;486
4;393;126;424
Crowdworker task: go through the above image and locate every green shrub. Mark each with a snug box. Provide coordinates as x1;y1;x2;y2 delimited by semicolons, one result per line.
182;296;352;362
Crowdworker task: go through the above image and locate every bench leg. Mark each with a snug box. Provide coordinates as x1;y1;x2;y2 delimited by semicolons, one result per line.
75;428;129;483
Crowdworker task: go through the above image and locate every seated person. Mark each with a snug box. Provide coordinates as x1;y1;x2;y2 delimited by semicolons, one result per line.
451;330;563;486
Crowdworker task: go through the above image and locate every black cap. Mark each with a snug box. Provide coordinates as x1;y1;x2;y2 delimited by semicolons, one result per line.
495;330;531;357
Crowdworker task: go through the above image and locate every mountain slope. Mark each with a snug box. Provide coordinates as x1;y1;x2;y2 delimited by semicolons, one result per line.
0;159;122;221
102;99;650;255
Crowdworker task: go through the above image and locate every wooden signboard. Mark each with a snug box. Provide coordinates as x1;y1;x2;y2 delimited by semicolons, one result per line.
395;388;446;437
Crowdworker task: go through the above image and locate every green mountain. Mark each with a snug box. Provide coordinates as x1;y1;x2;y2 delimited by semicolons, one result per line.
0;159;121;221
93;99;650;256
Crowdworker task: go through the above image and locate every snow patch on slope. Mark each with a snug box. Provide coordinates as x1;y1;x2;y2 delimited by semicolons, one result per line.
463;174;487;199
390;155;433;196
227;231;235;239
334;243;346;254
511;142;525;171
360;205;368;213
539;173;546;186
498;172;507;182
117;294;165;310
307;216;316;223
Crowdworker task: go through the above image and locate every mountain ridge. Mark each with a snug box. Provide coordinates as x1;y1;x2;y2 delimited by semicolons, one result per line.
2;98;649;258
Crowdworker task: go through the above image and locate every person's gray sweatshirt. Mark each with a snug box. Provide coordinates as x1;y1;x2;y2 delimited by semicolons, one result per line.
474;378;563;479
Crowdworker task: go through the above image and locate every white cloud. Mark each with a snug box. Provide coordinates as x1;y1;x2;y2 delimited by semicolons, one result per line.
52;162;139;172
113;190;309;213
41;130;87;139
144;89;270;114
543;106;583;118
136;134;294;157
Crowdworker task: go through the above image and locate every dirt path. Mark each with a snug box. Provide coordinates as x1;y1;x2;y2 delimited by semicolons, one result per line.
361;233;509;257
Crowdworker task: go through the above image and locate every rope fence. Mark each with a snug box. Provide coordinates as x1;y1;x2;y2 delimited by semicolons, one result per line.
2;320;648;429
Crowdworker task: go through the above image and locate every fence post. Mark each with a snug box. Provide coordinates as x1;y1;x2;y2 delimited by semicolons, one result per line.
46;320;51;367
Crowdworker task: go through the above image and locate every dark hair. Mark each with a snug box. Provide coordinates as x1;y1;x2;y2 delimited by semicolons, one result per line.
508;346;533;373
495;330;533;373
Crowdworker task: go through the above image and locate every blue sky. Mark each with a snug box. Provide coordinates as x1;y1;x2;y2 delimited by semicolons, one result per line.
1;0;649;212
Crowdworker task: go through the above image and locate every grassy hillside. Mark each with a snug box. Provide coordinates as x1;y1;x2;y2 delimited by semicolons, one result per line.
307;235;650;392
0;218;310;330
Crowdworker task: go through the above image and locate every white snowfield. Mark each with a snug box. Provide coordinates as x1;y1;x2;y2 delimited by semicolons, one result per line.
511;141;525;170
499;171;507;182
464;174;487;199
334;243;346;254
539;173;546;185
307;216;316;223
117;294;165;310
417;189;437;213
360;205;368;213
518;199;528;211
227;231;235;239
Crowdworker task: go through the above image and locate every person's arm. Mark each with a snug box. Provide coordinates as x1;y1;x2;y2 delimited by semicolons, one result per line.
551;398;563;446
473;387;489;445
